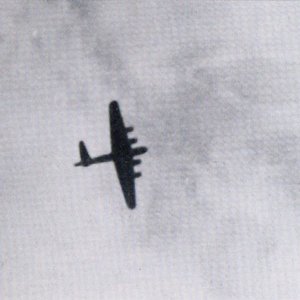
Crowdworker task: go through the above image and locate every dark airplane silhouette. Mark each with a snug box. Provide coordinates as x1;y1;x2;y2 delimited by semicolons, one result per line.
74;101;147;209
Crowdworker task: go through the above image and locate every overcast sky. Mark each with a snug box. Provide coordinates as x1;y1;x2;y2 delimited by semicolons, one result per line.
1;1;300;299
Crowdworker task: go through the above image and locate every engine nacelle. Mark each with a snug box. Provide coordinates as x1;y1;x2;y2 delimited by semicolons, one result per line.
134;172;142;178
133;159;141;166
129;138;138;144
132;146;147;156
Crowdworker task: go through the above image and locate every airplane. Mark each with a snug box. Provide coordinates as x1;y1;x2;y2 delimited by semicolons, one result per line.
74;101;147;209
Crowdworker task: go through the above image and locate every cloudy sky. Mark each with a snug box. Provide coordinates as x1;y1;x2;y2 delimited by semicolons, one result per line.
1;1;300;299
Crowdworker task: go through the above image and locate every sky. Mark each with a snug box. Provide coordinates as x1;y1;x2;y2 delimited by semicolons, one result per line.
1;1;300;299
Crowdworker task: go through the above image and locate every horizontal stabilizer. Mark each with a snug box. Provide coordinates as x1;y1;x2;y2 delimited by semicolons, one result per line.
126;126;134;133
134;172;142;178
133;159;141;166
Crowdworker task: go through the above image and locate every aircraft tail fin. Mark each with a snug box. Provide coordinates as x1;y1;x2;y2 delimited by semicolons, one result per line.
75;141;92;167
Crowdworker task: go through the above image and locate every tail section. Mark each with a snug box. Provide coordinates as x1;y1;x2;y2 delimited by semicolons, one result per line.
75;141;113;167
74;141;92;167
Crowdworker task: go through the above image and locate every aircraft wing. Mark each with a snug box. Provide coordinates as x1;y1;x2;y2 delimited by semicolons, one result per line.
109;101;137;209
109;101;131;154
114;159;136;209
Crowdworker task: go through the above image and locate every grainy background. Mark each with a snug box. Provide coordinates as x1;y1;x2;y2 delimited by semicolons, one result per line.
1;1;300;299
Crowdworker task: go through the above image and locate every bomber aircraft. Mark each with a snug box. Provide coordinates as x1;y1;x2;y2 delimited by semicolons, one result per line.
74;101;147;209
